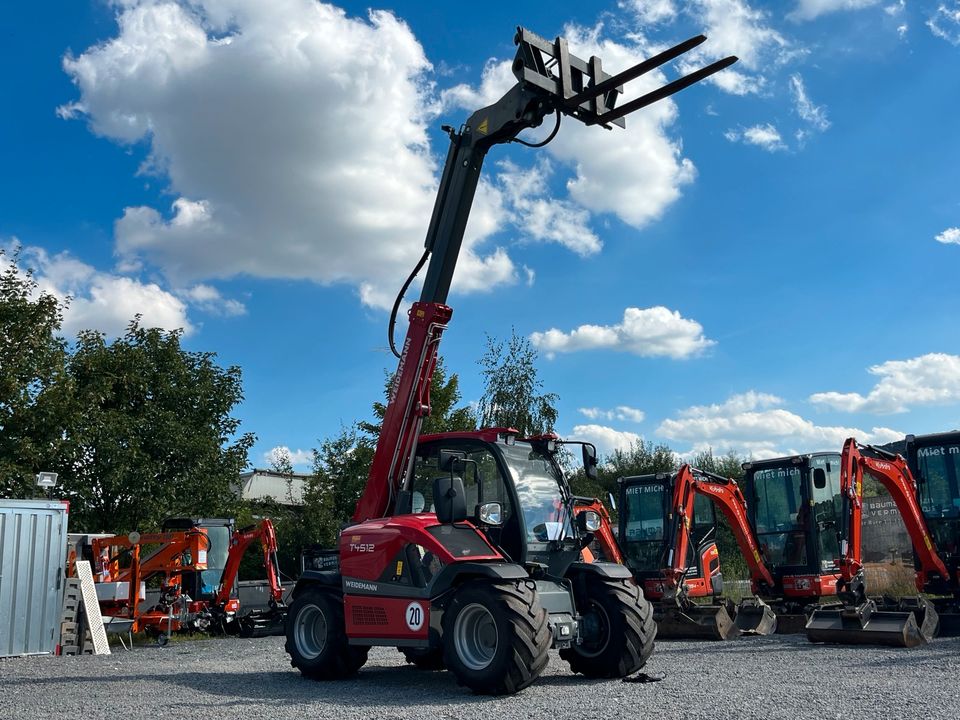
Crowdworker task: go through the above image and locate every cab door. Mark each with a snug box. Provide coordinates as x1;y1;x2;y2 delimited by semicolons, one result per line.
809;455;842;572
411;440;521;562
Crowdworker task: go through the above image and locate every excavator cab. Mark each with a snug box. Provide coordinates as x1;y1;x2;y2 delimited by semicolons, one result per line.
905;431;960;634
162;517;235;602
742;453;842;599
906;431;960;586
618;473;722;600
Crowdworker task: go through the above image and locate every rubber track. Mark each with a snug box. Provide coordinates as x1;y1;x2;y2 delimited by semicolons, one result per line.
563;578;656;678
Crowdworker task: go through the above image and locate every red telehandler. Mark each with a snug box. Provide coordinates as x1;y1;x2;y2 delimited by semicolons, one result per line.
805;438;948;647
283;26;737;695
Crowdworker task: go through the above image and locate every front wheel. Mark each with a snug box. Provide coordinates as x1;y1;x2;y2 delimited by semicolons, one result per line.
560;576;656;678
284;587;368;680
442;580;550;695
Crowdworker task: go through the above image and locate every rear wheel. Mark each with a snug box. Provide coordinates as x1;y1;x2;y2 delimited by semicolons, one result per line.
442;580;549;695
561;576;656;678
400;646;445;670
285;587;368;680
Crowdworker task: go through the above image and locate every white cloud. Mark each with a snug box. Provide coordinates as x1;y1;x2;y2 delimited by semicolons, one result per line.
809;353;960;414
8;242;194;337
579;406;646;423
725;123;787;151
927;2;960;44
571;424;643;457
677;390;782;418
530;306;714;359
619;0;678;24
789;74;830;132
936;227;960;245
61;1;517;310
264;445;313;469
496;159;601;256
897;23;909;37
180;284;246;316
789;0;882;22
657;391;903;458
676;0;794;96
886;1;906;15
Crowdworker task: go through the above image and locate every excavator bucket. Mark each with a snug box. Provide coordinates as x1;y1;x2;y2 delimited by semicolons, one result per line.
805;598;938;648
733;597;778;635
655;601;741;641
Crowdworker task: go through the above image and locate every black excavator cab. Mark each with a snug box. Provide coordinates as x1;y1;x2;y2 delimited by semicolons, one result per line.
905;431;960;634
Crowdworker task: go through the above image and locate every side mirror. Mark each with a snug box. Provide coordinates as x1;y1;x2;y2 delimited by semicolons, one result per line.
607;492;617;512
577;510;601;533
433;476;467;524
439;449;466;472
813;467;827;490
582;443;598;482
477;502;502;526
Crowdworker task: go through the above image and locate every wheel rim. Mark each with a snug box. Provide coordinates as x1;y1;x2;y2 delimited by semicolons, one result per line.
295;603;328;660
454;603;499;671
577;600;612;657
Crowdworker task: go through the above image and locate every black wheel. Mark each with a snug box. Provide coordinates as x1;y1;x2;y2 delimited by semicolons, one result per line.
442;580;549;695
400;646;445;670
156;633;169;647
560;576;656;678
285;587;368;680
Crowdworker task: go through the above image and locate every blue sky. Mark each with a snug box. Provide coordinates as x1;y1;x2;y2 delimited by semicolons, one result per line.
3;0;960;469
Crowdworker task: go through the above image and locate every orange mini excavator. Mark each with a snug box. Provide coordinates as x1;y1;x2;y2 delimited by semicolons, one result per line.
614;468;743;640
618;459;851;638
805;438;946;647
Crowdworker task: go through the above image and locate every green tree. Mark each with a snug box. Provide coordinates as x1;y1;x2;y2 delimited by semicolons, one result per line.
360;355;476;439
0;250;72;497
304;426;376;547
55;319;255;533
477;329;557;435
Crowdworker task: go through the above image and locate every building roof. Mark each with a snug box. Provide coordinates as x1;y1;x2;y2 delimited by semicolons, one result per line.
235;469;310;506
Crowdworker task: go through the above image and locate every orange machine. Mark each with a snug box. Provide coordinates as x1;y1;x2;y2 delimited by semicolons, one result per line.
573;497;623;565
806;439;942;647
93;528;212;637
92;518;284;642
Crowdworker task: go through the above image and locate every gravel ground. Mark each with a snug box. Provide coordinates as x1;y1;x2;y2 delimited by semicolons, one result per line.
2;633;959;720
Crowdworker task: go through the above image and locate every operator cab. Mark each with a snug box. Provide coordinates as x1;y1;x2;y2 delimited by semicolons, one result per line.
905;431;960;583
397;429;585;577
741;453;841;587
162;517;235;602
618;472;720;597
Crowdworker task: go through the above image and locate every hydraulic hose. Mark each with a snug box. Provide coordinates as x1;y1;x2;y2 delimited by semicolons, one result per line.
388;247;431;359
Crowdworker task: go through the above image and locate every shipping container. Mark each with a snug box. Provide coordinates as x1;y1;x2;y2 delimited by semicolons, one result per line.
0;499;69;657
